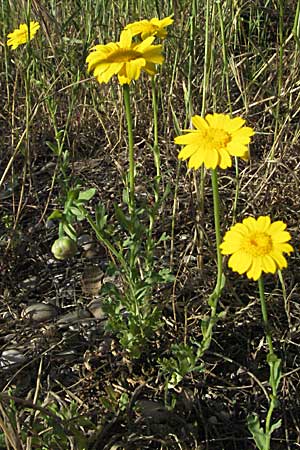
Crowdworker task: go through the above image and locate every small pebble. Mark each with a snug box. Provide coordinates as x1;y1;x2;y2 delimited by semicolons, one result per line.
88;298;106;319
0;349;27;369
81;266;104;296
56;309;92;326
22;303;58;322
78;234;95;251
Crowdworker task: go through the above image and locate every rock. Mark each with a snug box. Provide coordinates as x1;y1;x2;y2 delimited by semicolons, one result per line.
56;308;92;326
22;303;58;322
81;265;104;296
19;276;38;290
0;349;27;369
78;234;95;251
88;298;106;319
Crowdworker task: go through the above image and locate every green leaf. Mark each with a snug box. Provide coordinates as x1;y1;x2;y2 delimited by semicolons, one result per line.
45;140;59;155
69;206;85;220
247;414;267;450
158;268;175;282
269;418;282;434
78;188;96;202
200;317;209;336
66;187;80;204
48;209;62;221
267;353;282;390
122;188;130;205
114;203;131;231
95;202;108;231
220;273;226;290
62;222;77;240
168;372;183;389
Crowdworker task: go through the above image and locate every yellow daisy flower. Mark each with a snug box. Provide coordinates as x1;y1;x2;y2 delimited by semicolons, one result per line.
7;21;40;50
174;113;254;170
220;216;293;281
125;15;174;40
86;29;163;85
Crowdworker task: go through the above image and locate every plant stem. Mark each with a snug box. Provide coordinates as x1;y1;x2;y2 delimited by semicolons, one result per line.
200;169;225;353
123;83;135;214
257;276;282;450
211;169;224;299
258;277;274;354
151;76;160;190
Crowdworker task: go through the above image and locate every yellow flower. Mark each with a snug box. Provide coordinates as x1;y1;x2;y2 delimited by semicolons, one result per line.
7;21;40;49
174;113;254;170
220;216;293;281
125;15;174;40
86;29;163;85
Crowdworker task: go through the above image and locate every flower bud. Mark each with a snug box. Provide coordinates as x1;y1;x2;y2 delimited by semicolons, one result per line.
51;237;77;260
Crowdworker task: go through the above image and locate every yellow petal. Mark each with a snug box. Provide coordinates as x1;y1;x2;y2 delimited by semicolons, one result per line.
175;131;201;145
127;59;145;81
228;251;252;274
242;217;257;232
119;29;132;48
261;255;277;273
257;216;271;232
142;46;164;63
188;149;206;169
192;115;208;130
271;230;292;244
205;148;219;169
224;116;246;132
247;257;262;280
276;243;293;253
178;144;199;160
269;250;288;269
218;148;232;169
136;36;156;51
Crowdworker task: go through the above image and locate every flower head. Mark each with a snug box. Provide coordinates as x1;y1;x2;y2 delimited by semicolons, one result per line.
220;216;293;280
86;29;163;85
7;21;40;50
125;15;174;40
174;113;254;170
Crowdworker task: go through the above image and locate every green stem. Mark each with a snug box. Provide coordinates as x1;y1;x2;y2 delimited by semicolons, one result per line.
258;277;274;354
123;83;135;214
151;77;160;183
257;276;281;450
211;169;224;298
200;169;225;353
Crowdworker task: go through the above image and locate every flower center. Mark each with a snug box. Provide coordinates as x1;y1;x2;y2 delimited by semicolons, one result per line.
244;232;273;256
107;48;142;63
202;128;231;150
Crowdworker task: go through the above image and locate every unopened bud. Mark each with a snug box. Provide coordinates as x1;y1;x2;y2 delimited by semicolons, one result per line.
51;237;77;260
